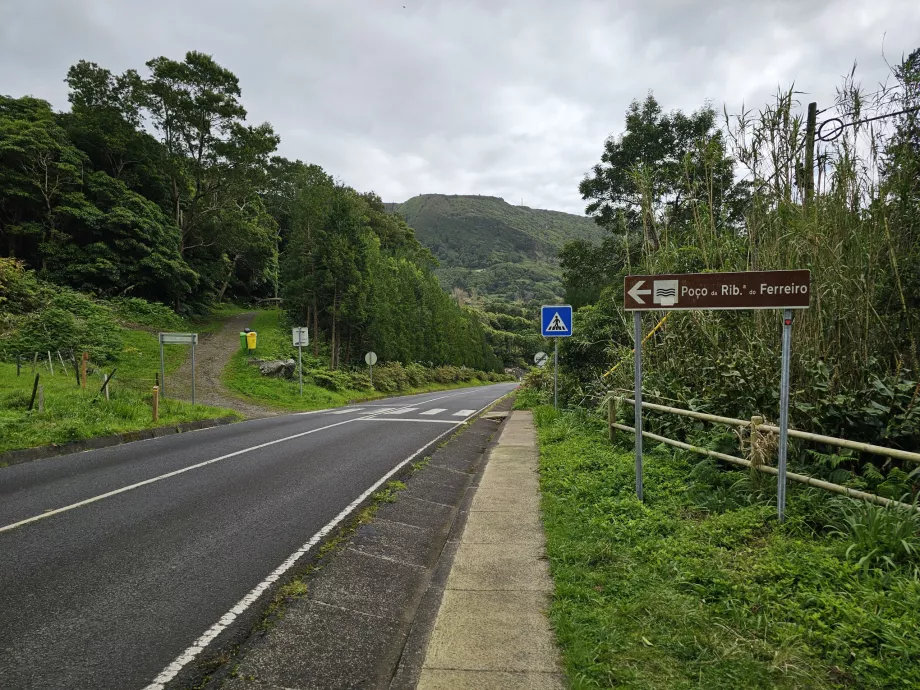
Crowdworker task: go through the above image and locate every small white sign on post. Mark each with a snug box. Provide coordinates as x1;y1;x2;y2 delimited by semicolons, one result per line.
534;351;548;367
365;351;377;387
292;328;309;347
158;333;199;404
292;327;308;396
159;333;198;345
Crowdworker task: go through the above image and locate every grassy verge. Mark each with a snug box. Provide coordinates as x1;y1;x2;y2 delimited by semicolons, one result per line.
221;310;502;412
0;310;241;457
532;405;920;689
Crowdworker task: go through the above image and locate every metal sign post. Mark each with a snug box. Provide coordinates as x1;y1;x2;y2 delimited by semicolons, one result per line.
160;344;166;399
292;328;309;396
365;351;378;386
541;305;573;410
623;271;810;519
633;311;644;501
158;333;199;404
777;310;793;521
191;339;196;405
554;340;559;409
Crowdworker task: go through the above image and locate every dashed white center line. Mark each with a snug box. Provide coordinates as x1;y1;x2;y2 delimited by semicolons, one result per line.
453;409;477;417
420;408;447;416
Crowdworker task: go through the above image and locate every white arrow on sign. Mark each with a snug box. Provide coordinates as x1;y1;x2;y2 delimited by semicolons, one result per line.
628;280;652;305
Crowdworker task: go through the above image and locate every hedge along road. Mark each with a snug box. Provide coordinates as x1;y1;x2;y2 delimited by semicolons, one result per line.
0;382;517;690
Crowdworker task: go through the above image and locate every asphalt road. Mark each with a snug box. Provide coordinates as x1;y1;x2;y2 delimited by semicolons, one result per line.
0;383;517;690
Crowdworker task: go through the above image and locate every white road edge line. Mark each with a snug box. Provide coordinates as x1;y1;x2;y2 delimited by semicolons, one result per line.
354;418;458;424
0;419;358;535
143;395;503;690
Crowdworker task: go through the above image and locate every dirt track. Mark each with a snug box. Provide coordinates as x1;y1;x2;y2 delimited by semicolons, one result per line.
165;312;276;419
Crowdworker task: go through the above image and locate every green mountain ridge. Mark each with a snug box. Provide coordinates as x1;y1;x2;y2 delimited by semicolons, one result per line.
388;194;603;302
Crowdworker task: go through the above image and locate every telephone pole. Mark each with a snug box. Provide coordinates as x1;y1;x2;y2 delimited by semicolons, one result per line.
804;102;817;206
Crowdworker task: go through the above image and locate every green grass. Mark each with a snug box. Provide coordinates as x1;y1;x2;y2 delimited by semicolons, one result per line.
221;309;500;412
0;311;240;457
533;405;920;689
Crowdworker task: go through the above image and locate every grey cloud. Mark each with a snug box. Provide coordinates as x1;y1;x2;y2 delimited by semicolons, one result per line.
2;0;918;214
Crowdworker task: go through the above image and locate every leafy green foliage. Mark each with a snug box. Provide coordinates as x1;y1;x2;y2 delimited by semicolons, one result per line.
534;406;920;689
279;178;504;371
829;497;920;576
0;295;237;454
220;309;509;412
556;69;920;493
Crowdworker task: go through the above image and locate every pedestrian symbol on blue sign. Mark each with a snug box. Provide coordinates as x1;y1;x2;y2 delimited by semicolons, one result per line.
541;305;573;337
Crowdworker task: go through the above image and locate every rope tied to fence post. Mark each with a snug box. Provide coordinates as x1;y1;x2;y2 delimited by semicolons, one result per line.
602;313;671;379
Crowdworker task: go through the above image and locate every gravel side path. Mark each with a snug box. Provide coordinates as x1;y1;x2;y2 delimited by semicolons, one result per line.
165;312;277;419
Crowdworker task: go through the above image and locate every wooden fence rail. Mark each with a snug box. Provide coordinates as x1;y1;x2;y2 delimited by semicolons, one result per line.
609;398;919;512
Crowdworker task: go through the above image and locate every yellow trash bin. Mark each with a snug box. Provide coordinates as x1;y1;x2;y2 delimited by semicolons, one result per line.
246;331;258;351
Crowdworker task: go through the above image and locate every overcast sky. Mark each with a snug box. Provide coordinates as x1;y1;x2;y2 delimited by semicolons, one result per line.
2;1;918;214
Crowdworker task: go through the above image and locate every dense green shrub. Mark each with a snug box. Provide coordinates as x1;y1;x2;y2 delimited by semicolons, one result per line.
111;297;184;329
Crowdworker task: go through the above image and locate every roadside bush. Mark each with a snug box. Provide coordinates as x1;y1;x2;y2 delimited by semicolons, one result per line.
372;362;409;392
111;297;184;330
310;369;352;392
404;362;429;388
0;258;50;314
0;263;125;362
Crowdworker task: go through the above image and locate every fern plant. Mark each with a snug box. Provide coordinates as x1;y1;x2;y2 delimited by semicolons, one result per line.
829;497;920;577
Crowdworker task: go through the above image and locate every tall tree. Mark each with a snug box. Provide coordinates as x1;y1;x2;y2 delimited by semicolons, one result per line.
579;94;744;250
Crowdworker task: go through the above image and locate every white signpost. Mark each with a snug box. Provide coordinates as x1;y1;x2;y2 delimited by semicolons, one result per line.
534;351;548;368
158;333;198;404
292;327;309;396
365;351;378;386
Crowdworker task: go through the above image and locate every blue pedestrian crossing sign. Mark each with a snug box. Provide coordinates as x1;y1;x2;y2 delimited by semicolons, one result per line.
541;305;573;337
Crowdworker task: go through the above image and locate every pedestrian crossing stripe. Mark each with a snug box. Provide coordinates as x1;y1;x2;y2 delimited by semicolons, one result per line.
546;312;568;332
420;408;447;415
453;409;476;416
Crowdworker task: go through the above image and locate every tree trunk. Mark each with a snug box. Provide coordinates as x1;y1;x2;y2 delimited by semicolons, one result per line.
330;290;338;370
345;327;352;366
313;296;319;357
217;255;240;302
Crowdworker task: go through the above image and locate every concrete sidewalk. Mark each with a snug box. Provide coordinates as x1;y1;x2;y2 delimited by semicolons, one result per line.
416;410;566;689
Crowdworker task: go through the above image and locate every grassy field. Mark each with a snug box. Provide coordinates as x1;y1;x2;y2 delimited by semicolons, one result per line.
0;309;241;457
530;405;920;689
222;310;502;412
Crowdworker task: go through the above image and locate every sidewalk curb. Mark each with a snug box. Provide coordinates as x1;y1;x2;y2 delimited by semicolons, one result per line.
0;416;239;468
406;409;566;689
388;408;510;688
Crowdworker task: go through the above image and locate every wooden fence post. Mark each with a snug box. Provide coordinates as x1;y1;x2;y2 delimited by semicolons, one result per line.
81;352;88;390
37;385;44;412
608;397;616;442
28;373;40;411
152;385;159;422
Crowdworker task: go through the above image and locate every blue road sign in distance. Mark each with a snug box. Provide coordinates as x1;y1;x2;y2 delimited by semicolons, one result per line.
541;305;573;337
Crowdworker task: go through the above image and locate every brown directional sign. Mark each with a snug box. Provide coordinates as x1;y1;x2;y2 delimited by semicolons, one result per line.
624;270;811;311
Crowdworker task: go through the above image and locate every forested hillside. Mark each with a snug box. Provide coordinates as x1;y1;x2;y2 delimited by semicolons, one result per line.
0;52;503;372
391;193;603;302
